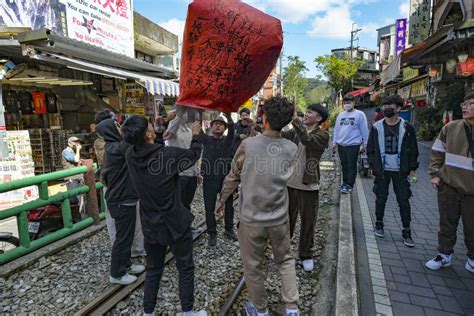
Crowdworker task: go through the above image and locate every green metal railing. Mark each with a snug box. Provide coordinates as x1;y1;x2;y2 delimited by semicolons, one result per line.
0;164;105;265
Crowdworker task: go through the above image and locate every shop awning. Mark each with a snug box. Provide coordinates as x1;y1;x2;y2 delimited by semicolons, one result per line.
401;20;474;66
32;53;180;97
348;87;370;96
17;29;177;78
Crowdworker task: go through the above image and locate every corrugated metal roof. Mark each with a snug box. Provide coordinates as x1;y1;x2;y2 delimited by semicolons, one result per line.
18;29;178;79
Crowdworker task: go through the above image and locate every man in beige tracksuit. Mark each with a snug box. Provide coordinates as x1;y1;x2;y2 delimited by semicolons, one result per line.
425;91;474;273
217;97;300;316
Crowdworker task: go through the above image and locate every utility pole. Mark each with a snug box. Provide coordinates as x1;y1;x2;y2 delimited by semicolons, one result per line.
350;23;362;91
279;51;284;96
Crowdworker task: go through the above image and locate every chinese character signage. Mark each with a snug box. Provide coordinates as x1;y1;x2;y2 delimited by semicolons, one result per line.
395;19;407;56
403;67;419;81
408;0;431;45
62;0;134;57
411;78;428;98
177;0;283;112
0;0;134;58
0;131;38;211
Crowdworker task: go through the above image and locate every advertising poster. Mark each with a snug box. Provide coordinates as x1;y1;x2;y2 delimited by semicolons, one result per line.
0;0;134;57
62;0;134;57
0;131;38;211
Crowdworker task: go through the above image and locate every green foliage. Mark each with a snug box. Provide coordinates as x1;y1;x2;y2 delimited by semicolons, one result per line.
328;104;343;128
284;56;309;110
414;82;465;140
314;54;363;97
305;83;331;105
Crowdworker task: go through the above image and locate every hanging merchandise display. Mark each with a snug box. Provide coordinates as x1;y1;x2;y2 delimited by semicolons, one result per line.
32;91;47;114
177;0;283;112
3;90;19;114
45;91;58;113
18;90;34;114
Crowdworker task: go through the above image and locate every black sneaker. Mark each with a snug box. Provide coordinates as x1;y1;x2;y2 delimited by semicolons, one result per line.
208;236;217;247
402;228;415;247
374;221;384;238
224;230;238;242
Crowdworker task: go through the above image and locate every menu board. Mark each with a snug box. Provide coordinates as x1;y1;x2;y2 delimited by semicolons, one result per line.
124;83;145;115
0;131;38;210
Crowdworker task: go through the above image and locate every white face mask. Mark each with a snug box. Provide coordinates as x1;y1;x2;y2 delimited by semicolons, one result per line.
343;103;353;111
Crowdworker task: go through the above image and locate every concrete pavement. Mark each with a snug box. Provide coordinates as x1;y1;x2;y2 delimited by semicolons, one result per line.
354;141;474;315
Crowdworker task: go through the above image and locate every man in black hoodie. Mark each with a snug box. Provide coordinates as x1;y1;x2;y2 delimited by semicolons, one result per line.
121;116;205;316
200;113;236;247
96;118;144;285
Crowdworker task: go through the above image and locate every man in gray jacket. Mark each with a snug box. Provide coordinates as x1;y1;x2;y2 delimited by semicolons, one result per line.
217;97;300;316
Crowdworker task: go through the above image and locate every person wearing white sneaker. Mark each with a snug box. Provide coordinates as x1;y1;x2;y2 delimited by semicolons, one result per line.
217;98;299;315
302;259;314;272
96;119;141;286
122;116;204;315
427;91;474;274
282;104;330;273
425;253;452;270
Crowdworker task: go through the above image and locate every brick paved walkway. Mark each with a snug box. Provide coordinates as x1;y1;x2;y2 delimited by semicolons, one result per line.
356;142;474;315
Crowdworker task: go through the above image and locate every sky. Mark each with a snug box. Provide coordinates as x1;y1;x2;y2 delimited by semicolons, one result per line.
134;0;411;78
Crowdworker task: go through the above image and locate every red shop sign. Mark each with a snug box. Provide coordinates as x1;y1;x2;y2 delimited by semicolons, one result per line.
177;0;283;113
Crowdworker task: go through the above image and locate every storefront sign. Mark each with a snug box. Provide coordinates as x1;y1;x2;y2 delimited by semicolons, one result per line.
403;67;419;81
62;0;134;57
398;85;412;100
0;0;134;57
408;0;431;45
395;19;407;56
0;131;38;211
410;78;428;98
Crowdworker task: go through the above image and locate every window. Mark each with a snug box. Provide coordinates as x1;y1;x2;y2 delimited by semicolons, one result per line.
135;51;154;64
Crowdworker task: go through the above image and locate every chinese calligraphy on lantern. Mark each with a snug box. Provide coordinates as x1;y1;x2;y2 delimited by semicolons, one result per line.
178;0;283;112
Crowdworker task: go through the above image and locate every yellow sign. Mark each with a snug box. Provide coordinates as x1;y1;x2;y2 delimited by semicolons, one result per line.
403;67;419;81
410;78;428;98
125;105;145;115
241;99;253;109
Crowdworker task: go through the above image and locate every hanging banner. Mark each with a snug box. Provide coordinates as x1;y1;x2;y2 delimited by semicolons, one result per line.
177;0;283;113
408;0;431;45
398;85;412;100
411;78;428;98
395;19;407;56
0;0;134;58
403;67;419;81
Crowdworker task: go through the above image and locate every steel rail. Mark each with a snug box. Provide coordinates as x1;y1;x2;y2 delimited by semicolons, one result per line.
217;274;245;316
75;219;208;316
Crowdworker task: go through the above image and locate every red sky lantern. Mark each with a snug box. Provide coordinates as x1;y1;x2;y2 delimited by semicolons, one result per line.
177;0;283;113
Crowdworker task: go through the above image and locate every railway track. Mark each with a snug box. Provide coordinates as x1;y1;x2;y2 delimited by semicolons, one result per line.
75;219;208;316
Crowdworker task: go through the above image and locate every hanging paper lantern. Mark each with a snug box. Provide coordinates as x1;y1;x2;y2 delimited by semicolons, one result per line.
446;59;457;73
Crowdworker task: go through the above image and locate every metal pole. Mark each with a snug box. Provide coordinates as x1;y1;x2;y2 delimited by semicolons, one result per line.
279;51;284;96
0;82;8;159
